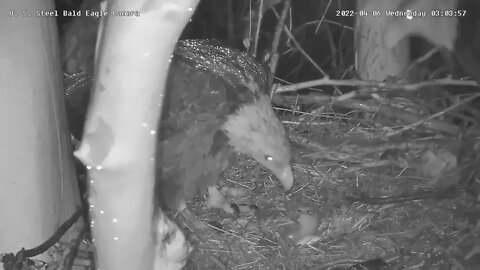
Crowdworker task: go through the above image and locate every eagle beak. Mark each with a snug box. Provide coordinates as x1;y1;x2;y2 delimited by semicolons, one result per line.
275;165;294;191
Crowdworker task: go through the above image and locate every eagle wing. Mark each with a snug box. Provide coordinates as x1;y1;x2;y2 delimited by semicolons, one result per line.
156;40;267;210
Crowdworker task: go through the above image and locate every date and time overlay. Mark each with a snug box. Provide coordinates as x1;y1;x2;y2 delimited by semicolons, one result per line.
6;7;468;19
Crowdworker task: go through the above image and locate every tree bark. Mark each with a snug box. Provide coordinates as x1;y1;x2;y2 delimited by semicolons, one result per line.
0;0;82;263
73;0;198;269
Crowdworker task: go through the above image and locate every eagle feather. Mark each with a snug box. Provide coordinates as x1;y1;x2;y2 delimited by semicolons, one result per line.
156;40;293;211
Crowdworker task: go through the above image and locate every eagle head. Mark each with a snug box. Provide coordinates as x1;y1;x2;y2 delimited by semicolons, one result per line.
222;94;293;190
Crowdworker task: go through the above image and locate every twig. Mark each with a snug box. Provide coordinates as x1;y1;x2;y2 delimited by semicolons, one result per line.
313;258;363;270
288;133;329;152
210;256;231;270
386;92;480;137
63;226;86;270
274;77;479;94
343;160;404;174
23;205;86;257
306;19;354;31
314;0;333;34
282;120;333;126
268;0;291;97
207;223;257;245
400;47;441;78
344;184;459;205
283;24;328;78
252;0;264;57
272;9;328;78
1;206;86;270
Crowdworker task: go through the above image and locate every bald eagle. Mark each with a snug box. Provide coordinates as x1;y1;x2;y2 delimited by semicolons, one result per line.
157;40;293;225
64;40;294;227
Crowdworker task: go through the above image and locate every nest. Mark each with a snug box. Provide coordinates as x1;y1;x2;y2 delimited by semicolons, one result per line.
183;96;480;269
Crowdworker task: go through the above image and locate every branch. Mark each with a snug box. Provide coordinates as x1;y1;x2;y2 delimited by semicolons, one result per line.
268;0;291;95
386;92;480;137
274;77;479;94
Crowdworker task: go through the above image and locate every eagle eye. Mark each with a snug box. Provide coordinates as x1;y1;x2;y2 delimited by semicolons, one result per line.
265;155;273;161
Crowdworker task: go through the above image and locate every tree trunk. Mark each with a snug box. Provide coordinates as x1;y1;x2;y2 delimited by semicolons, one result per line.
73;0;198;269
0;0;82;263
355;0;409;80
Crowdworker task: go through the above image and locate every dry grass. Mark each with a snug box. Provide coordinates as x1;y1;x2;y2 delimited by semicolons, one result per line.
182;105;480;270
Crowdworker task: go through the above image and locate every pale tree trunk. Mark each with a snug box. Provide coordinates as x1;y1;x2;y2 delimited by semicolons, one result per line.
73;0;198;269
0;0;82;263
355;0;410;80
